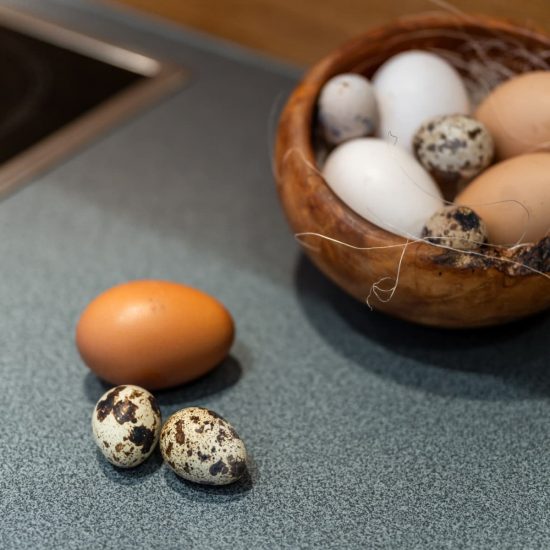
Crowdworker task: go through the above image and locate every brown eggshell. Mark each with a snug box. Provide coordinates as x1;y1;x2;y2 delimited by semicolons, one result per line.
76;280;234;390
456;153;550;245
475;71;550;159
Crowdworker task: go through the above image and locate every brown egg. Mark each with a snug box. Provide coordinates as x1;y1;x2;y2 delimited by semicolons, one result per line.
456;153;550;245
76;280;234;390
476;71;550;159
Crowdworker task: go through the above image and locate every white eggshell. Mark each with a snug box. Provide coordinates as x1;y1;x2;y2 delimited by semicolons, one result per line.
372;50;470;151
322;138;444;238
91;385;162;468
318;73;378;144
160;407;247;486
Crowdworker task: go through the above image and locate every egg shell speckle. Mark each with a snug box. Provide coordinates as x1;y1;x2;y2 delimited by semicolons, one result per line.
160;407;247;486
318;73;378;145
413;115;494;194
421;205;488;251
92;385;161;468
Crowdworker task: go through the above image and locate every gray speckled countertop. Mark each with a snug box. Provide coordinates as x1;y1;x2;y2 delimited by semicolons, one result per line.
0;1;549;549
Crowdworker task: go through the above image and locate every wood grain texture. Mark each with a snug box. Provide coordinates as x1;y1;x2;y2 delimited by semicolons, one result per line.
275;14;550;327
112;0;550;65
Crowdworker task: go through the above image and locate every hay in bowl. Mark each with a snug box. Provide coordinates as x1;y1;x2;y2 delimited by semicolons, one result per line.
274;13;550;328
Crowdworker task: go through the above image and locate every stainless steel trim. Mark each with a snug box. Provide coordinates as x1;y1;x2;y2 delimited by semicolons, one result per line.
0;6;187;196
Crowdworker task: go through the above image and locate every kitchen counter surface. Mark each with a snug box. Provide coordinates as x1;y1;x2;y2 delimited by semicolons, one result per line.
1;1;549;548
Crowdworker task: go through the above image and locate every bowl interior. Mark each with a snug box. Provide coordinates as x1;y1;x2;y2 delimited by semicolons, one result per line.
306;14;550;252
275;14;550;327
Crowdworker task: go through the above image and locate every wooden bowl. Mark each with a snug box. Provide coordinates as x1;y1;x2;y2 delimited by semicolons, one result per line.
275;13;550;328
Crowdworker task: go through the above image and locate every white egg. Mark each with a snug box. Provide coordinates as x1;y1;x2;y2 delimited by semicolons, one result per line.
372;50;470;151
160;407;247;486
318;73;378;144
92;385;162;468
322;138;444;238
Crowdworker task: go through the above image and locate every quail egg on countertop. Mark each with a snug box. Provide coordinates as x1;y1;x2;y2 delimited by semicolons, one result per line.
421;205;488;251
92;385;161;468
318;73;378;145
160;407;247;485
413;115;494;197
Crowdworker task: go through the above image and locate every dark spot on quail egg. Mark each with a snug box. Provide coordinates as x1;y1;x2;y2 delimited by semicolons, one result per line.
452;207;483;231
197;451;210;462
175;420;186;445
91;385;161;468
112;398;138;424
209;459;229;476
148;395;161;417
95;386;124;422
468;127;482;139
129;425;156;455
227;455;247;478
422;205;488;251
160;407;247;485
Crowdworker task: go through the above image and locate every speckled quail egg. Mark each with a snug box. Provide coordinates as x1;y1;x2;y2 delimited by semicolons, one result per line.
92;385;161;468
413;115;494;196
318;73;378;145
160;407;247;485
421;205;488;250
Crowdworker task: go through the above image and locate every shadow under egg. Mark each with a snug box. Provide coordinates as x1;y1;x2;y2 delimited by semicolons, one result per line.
82;353;243;405
155;354;243;406
162;453;258;504
83;371;112;403
95;446;163;485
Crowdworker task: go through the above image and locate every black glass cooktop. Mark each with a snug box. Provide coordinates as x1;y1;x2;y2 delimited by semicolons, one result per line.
0;23;142;165
0;7;184;193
